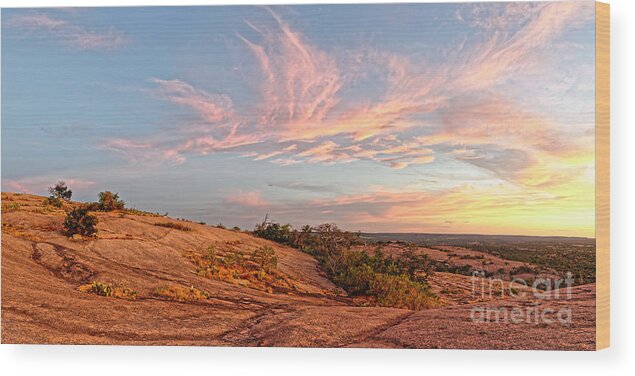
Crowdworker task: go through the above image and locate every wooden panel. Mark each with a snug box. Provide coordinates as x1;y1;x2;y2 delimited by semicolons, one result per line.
595;1;610;351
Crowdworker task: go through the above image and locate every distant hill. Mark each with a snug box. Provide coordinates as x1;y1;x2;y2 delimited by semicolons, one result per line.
361;232;596;245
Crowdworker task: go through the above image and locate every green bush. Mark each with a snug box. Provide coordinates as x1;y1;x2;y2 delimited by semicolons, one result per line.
43;196;63;208
253;215;293;244
64;207;98;237
98;191;125;211
256;219;438;310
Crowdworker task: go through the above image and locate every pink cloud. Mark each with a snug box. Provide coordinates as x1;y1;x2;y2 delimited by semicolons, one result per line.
452;2;594;91
239;8;342;128
8;12;128;51
99;4;592;179
3;177;96;195
100;138;186;165
7;14;67;29
225;191;269;207
152;79;233;123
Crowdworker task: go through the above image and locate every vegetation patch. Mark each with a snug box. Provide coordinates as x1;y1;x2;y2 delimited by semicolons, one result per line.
97;191;126;211
42;197;64;208
64;207;99;238
42;181;73;208
2;222;44;242
186;245;287;293
253;215;293;243
79;282;138;300
123;207;166;217
2;202;21;213
364;234;596;285
153;284;209;302
254;220;440;309
154;222;193;232
82;191;126;212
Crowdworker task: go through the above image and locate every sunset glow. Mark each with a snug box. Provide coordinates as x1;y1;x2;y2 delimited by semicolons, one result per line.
2;2;596;237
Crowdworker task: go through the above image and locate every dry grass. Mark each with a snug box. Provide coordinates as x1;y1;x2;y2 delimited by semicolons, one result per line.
2;222;44;242
1;202;21;213
154;222;193;232
153;284;209;302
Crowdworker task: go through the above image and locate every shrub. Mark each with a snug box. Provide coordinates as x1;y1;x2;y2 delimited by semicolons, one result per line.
154;222;192;231
368;273;438;310
79;282;137;300
153;284;209;302
253;215;293;244
43;196;63;208
80;281;112;296
83;202;101;211
510;265;536;275
251;246;278;272
97;191;125;211
64;207;98;237
48;181;72;200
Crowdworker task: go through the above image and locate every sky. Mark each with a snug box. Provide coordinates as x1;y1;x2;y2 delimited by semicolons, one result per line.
1;2;597;237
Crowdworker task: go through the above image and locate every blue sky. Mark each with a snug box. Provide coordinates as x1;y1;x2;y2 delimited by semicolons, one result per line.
2;3;597;236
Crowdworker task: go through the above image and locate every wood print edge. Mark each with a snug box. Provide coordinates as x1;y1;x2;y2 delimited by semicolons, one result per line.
595;0;610;351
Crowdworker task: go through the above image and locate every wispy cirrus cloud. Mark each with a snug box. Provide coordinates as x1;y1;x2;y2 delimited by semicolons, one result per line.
238;8;343;130
2;4;598;237
451;1;594;91
100;1;593;192
151;79;234;124
7;12;128;50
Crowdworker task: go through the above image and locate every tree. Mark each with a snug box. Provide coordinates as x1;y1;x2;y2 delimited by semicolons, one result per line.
48;181;73;200
64;207;98;237
98;191;125;211
44;181;73;207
